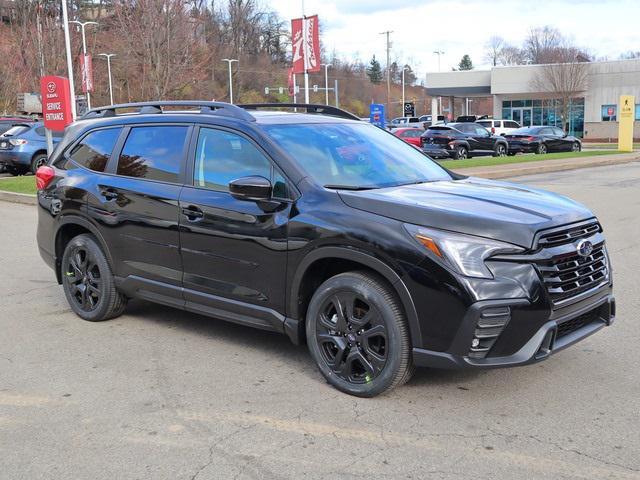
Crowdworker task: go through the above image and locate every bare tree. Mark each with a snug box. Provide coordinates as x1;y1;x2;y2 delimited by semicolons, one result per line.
532;56;589;130
484;36;505;66
499;45;527;66
524;26;563;64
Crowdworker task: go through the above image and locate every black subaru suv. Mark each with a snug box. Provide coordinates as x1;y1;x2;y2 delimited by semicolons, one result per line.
421;122;509;159
36;101;615;397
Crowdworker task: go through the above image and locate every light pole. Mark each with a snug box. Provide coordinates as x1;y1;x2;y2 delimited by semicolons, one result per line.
222;59;238;104
61;0;76;119
321;63;331;105
433;50;445;72
401;67;409;116
98;53;116;105
69;19;98;109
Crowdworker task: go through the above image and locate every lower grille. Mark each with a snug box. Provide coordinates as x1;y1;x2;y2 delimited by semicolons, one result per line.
556;309;598;338
538;244;608;305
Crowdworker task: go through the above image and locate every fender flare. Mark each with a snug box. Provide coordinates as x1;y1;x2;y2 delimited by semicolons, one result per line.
288;246;423;348
54;215;115;283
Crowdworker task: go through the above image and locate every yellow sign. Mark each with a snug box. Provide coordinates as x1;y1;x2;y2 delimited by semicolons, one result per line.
618;95;635;152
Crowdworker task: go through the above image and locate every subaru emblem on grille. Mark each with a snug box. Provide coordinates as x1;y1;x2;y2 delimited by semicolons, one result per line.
576;239;594;258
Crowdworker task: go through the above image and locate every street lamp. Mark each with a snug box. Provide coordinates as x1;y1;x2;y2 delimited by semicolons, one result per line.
321;63;331;105
69;19;98;109
402;67;409;116
60;0;76;119
222;59;239;104
98;53;116;105
433;50;445;72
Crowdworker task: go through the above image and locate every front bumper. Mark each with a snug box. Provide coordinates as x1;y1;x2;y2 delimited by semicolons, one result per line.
413;290;615;369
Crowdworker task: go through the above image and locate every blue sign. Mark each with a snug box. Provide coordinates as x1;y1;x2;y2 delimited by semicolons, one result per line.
369;103;385;128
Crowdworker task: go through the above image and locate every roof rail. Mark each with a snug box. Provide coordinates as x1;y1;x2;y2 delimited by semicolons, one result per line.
81;101;256;122
239;103;361;121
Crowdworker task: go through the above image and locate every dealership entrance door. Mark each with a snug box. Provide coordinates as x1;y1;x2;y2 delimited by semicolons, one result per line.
512;108;532;127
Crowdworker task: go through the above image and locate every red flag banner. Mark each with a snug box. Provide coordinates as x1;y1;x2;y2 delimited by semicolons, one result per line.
304;15;320;73
291;15;321;74
79;54;94;93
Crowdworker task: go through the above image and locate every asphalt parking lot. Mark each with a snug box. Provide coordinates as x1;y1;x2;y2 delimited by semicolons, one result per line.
1;163;639;480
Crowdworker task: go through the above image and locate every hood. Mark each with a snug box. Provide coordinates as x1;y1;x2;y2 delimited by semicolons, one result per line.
338;177;594;248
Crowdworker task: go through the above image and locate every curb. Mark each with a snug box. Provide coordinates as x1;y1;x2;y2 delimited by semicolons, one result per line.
0;190;37;205
454;153;640;179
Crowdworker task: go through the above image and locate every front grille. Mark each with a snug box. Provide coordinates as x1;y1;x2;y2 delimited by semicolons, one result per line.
538;221;601;247
556;309;598;338
538;244;608;304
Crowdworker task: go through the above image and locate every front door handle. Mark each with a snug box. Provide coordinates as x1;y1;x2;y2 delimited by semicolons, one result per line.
100;188;118;201
181;205;204;221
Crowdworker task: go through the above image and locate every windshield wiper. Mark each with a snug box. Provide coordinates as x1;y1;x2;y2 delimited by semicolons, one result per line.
323;184;378;191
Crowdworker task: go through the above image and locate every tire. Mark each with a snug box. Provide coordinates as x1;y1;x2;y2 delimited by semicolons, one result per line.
536;143;547;155
31;153;48;174
306;271;413;397
493;143;507;157
453;145;468;160
61;234;127;322
572;142;581;152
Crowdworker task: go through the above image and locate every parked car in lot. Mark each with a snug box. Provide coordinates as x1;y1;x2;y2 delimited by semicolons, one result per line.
477;119;521;136
36;101;614;397
0;122;62;174
505;126;581;155
388;116;422;129
392;127;424;147
421;122;509;159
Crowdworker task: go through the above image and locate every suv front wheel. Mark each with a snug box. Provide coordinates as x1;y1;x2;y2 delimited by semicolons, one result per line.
306;271;413;397
61;234;127;321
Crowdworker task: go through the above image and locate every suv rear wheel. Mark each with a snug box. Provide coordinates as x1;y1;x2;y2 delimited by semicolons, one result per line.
493;143;507;157
306;271;413;397
61;234;127;321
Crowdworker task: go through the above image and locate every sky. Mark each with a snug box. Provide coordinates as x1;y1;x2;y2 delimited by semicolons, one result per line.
268;0;640;81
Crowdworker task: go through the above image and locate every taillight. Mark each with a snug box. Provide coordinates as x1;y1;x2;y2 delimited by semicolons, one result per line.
491;127;495;134
36;166;55;190
9;139;28;146
525;136;536;142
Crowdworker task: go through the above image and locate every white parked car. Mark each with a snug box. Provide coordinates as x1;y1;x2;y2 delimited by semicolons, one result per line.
477;119;521;136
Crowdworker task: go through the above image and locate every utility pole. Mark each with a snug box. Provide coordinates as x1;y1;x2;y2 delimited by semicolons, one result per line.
321;64;331;105
380;30;393;117
69;20;98;109
61;0;76;119
222;59;238;104
402;67;409;116
98;53;116;105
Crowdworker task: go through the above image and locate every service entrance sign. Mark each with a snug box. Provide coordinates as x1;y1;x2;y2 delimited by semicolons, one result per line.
40;76;73;132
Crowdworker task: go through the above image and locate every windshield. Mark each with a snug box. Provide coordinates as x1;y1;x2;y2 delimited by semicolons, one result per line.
263;123;452;189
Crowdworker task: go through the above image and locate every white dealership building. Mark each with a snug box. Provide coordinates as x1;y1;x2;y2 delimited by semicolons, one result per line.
425;58;640;140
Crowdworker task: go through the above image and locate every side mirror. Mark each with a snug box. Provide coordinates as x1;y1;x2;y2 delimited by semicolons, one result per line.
229;175;272;202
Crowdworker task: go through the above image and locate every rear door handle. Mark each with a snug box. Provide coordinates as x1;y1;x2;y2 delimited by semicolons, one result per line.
181;205;204;221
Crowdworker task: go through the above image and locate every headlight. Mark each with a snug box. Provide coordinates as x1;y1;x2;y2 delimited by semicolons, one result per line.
404;224;524;279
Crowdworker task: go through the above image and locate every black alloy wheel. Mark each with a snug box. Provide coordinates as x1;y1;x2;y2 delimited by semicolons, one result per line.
455;146;468;160
61;234;127;321
306;271;413;397
316;291;388;384
494;144;507;157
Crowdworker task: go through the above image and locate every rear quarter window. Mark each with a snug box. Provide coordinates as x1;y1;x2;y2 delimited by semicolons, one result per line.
66;127;123;172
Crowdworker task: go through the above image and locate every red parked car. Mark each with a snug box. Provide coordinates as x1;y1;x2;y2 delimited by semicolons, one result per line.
393;127;423;147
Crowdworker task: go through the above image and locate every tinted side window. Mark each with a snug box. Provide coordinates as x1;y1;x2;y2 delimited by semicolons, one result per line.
194;128;272;192
475;126;489;135
117;126;188;183
68;128;122;172
506;121;519;128
35;127;46;136
553;127;565;136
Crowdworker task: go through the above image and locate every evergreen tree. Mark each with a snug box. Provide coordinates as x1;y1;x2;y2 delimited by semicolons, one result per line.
366;55;383;84
458;54;474;70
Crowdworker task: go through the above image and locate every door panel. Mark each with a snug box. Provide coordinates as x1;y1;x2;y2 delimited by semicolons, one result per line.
179;126;291;327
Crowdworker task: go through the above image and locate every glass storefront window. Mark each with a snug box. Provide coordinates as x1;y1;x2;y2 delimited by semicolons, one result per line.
533;107;543;125
502;101;511;108
511;100;524;108
635;105;640;121
533;100;543;107
501;98;585;137
502;108;511;120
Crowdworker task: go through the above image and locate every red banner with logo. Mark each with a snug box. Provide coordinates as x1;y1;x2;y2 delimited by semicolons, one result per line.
79;54;94;93
291;15;320;74
40;76;73;132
